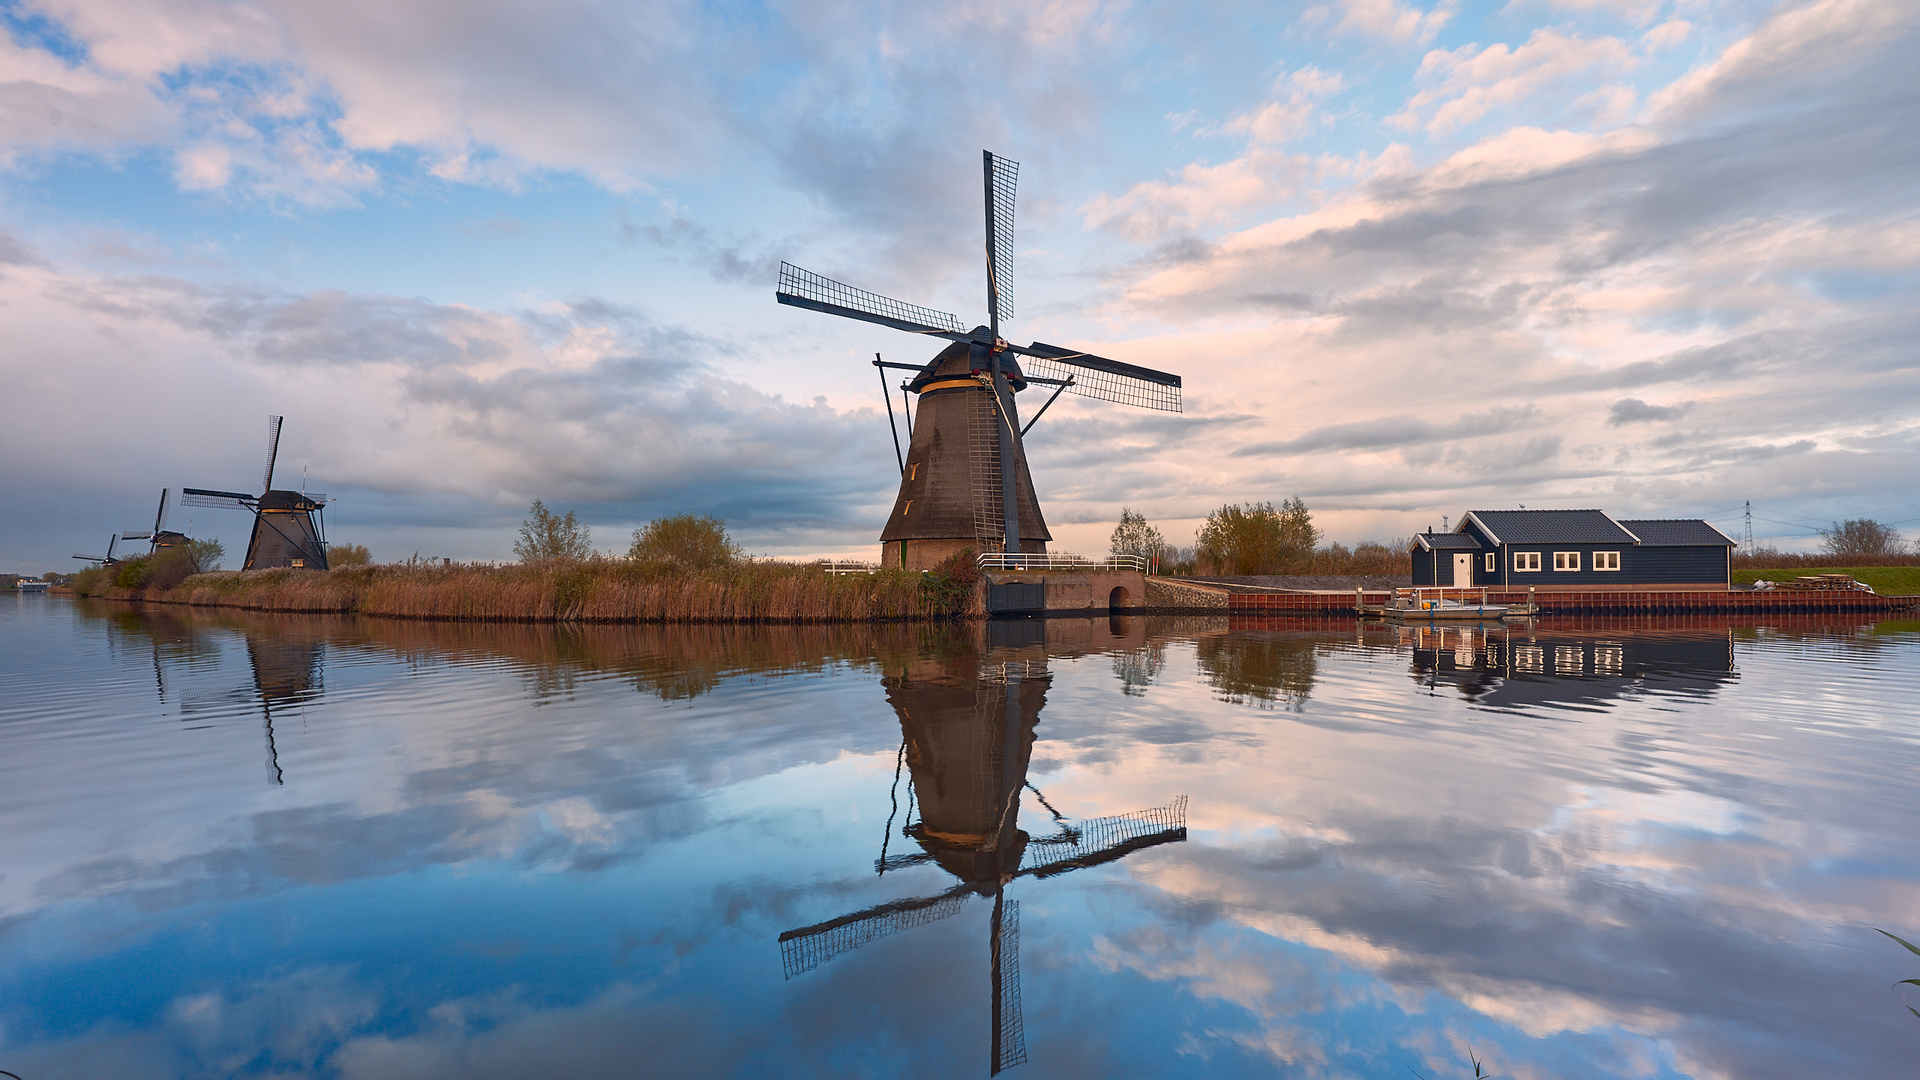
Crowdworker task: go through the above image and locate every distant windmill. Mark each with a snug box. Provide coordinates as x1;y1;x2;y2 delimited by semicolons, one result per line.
777;657;1188;1074
776;151;1183;569
71;533;123;566
117;488;192;556
182;416;331;570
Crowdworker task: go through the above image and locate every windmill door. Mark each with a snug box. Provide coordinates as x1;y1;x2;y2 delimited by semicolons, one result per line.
1453;553;1473;586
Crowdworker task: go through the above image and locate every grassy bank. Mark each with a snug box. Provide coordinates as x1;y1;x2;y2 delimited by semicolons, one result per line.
1732;566;1920;595
70;558;986;622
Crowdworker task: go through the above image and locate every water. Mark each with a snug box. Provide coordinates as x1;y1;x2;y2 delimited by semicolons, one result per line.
3;595;1919;1079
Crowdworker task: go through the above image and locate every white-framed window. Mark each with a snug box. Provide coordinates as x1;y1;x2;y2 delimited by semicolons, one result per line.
1554;551;1580;571
1594;551;1621;571
1514;551;1541;572
1485;553;1496;572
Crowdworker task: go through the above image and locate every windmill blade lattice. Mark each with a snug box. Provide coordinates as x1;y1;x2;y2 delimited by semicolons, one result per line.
778;885;973;978
182;489;254;509
985;152;1017;324
263;415;284;493
1020;796;1188;876
1013;345;1182;413
777;263;969;338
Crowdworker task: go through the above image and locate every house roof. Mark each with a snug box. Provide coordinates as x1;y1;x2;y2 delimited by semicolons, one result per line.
1463;509;1640;545
1615;519;1737;547
1414;532;1482;550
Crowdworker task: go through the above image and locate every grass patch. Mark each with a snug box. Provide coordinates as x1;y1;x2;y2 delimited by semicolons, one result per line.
1732;566;1920;596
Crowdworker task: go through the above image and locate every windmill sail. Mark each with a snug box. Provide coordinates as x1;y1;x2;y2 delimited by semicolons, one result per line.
182;488;254;509
777;263;971;340
1020;796;1189;876
778;884;973;978
1011;344;1182;413
985;151;1017;325
262;414;283;493
990;895;1026;1075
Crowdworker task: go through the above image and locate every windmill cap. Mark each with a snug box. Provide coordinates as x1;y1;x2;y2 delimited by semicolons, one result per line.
906;338;1028;393
259;490;324;511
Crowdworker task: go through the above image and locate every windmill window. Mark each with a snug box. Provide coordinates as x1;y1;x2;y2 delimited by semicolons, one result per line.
909;463;918;480
903;500;911;515
1484;553;1495;572
1553;551;1580;571
1514;551;1541;572
1594;551;1621;571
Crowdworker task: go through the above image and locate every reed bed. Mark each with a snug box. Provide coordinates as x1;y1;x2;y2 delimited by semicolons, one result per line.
88;558;986;623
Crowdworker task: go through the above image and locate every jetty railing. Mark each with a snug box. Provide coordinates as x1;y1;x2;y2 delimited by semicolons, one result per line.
977;552;1151;573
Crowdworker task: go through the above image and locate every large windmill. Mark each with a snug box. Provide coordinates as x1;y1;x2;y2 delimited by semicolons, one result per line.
183;416;331;571
776;151;1183;570
777;654;1188;1074
117;489;192;556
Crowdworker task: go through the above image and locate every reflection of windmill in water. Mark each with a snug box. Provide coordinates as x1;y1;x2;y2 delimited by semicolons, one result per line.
245;633;325;786
778;654;1188;1074
776;151;1183;569
183;415;331;570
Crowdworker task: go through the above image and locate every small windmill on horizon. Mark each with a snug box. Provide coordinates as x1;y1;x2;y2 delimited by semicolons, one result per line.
183;416;332;571
776;151;1183;569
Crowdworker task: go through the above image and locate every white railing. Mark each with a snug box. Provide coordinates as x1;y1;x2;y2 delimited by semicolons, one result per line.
814;559;880;575
976;552;1152;573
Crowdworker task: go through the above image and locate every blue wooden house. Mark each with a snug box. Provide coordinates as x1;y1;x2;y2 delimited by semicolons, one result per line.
1412;509;1735;589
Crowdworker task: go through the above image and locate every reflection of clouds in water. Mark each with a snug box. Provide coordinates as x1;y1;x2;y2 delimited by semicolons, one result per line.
6;606;1920;1079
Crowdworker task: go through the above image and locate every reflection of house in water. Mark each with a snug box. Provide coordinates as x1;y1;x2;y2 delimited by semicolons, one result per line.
1403;622;1737;707
246;634;325;786
778;624;1187;1075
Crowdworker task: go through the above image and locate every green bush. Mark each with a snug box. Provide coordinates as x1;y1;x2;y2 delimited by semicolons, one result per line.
70;566;104;596
113;558;153;590
919;549;980;614
629;514;740;570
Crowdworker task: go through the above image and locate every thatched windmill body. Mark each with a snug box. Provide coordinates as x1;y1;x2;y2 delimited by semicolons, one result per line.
777;152;1182;570
184;416;331;570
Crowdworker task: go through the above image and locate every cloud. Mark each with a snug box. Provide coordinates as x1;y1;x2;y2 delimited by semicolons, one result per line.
1391;29;1636;136
1319;0;1456;44
1606;397;1687;425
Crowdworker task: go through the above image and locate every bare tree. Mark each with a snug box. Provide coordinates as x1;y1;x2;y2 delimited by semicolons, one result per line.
1110;507;1168;561
515;500;593;562
1820;518;1908;558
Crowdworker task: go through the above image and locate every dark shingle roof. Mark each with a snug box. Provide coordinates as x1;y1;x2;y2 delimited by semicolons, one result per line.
1616;519;1736;546
1464;509;1638;545
1415;532;1482;550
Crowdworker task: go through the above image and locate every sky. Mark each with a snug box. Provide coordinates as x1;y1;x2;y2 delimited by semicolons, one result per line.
1;0;1915;571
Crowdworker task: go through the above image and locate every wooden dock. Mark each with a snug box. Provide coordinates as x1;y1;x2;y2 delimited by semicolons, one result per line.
1208;585;1917;617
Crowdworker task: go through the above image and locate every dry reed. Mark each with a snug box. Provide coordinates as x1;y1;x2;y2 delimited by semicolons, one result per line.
100;558;985;623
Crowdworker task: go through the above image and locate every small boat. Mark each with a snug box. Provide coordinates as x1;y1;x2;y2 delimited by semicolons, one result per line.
1381;588;1518;621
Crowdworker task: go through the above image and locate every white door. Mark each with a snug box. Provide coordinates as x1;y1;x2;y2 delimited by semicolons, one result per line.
1453;553;1473;587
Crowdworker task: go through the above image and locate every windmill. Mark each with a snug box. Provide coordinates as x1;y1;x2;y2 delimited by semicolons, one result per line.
182;416;331;571
776;151;1183;570
777;654;1188;1074
117;489;192;556
71;533;124;566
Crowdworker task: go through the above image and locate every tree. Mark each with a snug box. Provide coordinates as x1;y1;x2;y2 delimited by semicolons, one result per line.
331;543;372;566
183;539;224;574
1110;507;1168;562
1195;497;1322;575
628;513;739;569
514;500;593;562
1821;518;1909;558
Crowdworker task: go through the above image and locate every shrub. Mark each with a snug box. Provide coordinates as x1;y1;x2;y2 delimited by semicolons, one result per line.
1195;498;1320;575
113;558;153;590
70;566;104;596
629;514;740;570
514;499;593;562
331;543;372;566
920;548;981;613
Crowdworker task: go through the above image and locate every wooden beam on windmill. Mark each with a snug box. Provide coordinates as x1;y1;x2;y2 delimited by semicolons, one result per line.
776;151;1183;570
